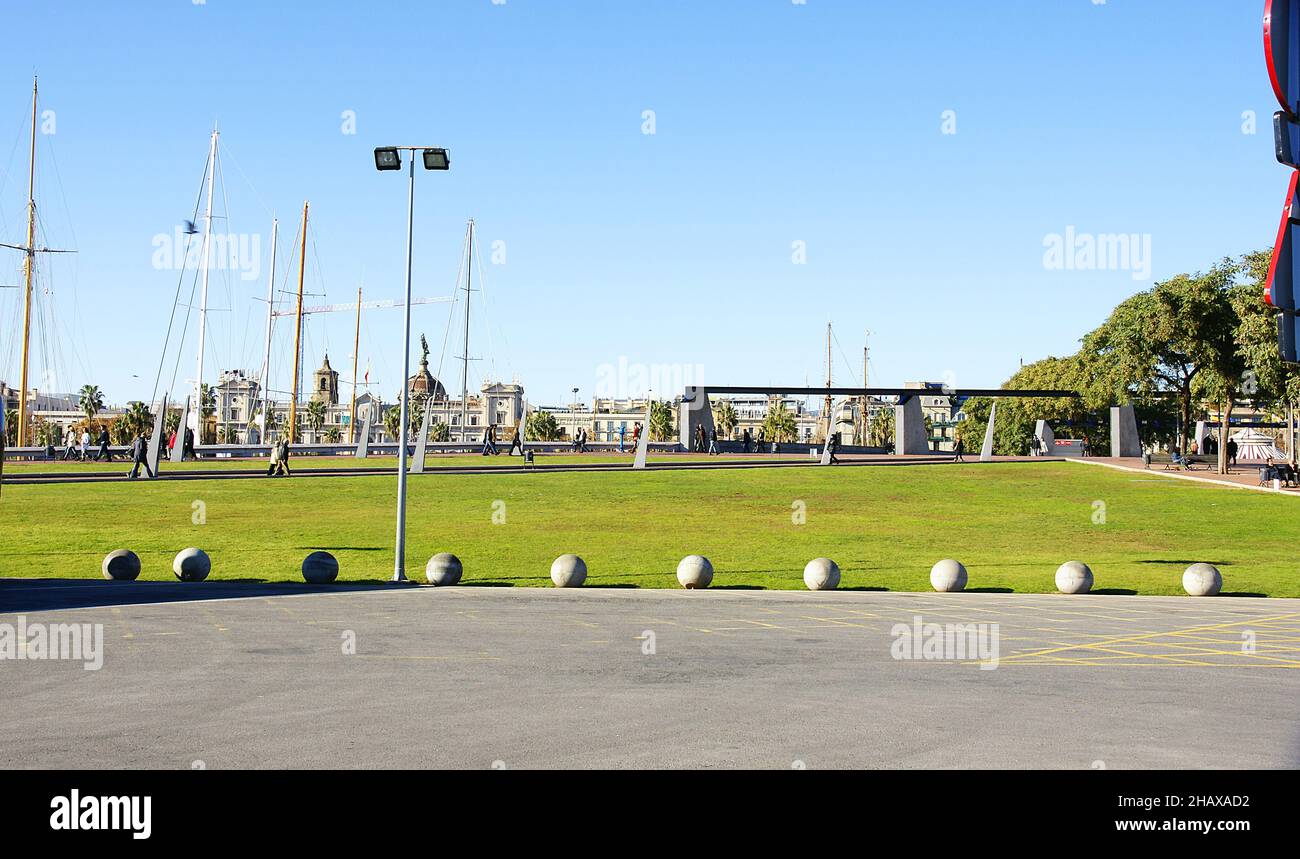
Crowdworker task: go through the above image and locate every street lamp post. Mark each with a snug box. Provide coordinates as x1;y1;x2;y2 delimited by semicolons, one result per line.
375;146;450;582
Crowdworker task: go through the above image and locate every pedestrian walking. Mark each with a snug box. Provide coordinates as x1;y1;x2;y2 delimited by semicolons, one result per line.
707;427;719;455
508;426;524;456
62;428;77;460
953;435;965;462
79;429;90;461
95;427;111;461
127;433;155;479
482;423;499;456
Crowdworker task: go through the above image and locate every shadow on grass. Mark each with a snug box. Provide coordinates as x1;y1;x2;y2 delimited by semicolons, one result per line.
1138;559;1235;567
1093;588;1139;596
841;586;890;592
713;584;767;590
458;581;517;587
966;587;1014;593
1222;591;1268;598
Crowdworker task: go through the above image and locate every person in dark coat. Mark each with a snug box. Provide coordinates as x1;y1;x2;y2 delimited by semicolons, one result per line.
953;435;965;462
127;433;155;479
508;426;524;456
95;428;112;462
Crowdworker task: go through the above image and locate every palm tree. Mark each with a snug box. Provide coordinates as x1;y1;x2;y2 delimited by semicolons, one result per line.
525;410;561;441
712;400;738;440
122;401;154;438
4;409;18;445
648;400;674;441
324;426;342;443
409;395;426;440
383;406;402;442
164;410;182;436
762;402;798;443
305;400;326;441
430;421;450;442
868;408;895;449
78;385;105;427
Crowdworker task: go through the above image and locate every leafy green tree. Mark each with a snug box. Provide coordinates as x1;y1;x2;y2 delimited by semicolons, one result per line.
3;409;17;445
324;427;342;443
430;421;450;442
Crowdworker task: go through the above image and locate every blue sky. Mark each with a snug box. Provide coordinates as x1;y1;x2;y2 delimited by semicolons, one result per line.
0;0;1283;409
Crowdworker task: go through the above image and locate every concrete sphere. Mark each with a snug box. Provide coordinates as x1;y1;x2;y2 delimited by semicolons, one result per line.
172;547;211;582
102;549;141;581
929;559;967;593
1183;563;1223;597
425;552;463;586
302;551;339;584
1055;561;1093;594
676;555;713;589
550;554;587;588
803;557;841;591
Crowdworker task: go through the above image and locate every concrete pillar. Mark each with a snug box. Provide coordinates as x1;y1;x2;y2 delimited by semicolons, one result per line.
678;386;714;451
980;401;997;462
1034;419;1055;451
411;405;432;473
1110;405;1141;458
356;411;371;459
146;394;167;477
169;397;189;463
633;400;652;469
894;396;929;455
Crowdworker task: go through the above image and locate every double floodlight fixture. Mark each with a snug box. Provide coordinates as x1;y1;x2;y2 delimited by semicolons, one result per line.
373;146;451;172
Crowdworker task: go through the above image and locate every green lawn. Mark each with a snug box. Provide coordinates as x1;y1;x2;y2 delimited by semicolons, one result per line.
1;461;1296;596
0;452;748;473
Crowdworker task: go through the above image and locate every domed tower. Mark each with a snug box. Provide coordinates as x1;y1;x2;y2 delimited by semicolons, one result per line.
405;335;448;401
312;354;339;405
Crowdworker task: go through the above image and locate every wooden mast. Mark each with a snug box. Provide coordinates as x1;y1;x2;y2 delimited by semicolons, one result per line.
16;77;38;447
287;200;308;442
350;285;361;444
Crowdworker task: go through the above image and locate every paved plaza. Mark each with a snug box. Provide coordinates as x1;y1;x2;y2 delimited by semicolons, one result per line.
2;583;1297;769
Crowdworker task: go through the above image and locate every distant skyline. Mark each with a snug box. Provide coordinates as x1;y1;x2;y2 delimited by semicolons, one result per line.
0;1;1281;410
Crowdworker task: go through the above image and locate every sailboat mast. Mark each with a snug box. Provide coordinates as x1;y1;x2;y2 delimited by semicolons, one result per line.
259;217;278;442
193;129;219;444
16;77;37;447
459;219;473;442
824;323;833;436
350;286;361;444
287;200;309;441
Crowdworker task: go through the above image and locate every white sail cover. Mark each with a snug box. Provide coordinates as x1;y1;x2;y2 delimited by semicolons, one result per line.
1229;428;1288;462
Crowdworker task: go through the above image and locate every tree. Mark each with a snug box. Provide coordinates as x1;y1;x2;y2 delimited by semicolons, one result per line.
324;427;342;443
525;410;562;441
430;421;450;442
383;406;402;442
408;396;426;440
305;400;326;439
1082;260;1241;466
711;400;738;439
3;409;16;445
648;400;674;441
78;385;104;427
867;407;894;449
1236;249;1300;463
762;402;797;442
164;410;182;436
121;401;154;439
